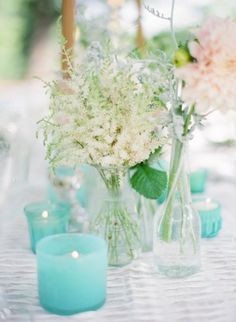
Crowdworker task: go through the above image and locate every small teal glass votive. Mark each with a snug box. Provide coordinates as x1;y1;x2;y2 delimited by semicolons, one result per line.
36;234;107;315
24;201;69;253
193;197;222;238
190;168;208;193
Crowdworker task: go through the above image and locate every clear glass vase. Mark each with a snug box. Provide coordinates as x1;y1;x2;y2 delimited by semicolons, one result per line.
136;195;157;252
153;139;201;278
48;166;90;233
90;166;140;266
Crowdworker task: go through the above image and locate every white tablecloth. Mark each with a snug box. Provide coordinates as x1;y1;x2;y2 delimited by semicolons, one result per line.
1;62;236;322
1;176;236;322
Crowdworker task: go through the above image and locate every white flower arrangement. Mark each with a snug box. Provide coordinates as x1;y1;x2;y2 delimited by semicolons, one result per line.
39;43;171;172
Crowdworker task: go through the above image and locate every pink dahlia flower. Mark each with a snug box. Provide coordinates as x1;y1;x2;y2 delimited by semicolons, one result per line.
176;16;236;114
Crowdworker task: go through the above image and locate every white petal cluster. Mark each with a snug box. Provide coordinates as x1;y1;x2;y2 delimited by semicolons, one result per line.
40;46;170;169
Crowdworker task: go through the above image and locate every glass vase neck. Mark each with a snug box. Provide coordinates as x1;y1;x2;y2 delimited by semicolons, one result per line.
167;138;191;205
94;165;129;198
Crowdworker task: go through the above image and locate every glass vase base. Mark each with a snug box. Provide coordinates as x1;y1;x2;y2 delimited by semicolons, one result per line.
155;263;200;278
108;245;141;267
142;245;152;253
109;260;133;267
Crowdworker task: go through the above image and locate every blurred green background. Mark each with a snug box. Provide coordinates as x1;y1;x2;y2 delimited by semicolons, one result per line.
0;0;59;79
0;0;235;80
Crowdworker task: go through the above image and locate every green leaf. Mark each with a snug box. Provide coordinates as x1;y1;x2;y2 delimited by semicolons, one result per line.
130;164;167;199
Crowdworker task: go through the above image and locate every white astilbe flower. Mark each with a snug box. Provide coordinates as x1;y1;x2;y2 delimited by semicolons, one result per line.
39;44;171;169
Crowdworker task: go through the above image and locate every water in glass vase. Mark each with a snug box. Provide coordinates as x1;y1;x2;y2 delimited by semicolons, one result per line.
90;167;141;266
136;195;157;252
154;202;201;278
153;139;201;278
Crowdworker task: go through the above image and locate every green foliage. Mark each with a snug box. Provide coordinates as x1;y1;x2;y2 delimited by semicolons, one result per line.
0;0;35;78
0;0;58;79
130;163;167;199
147;29;193;59
173;48;191;67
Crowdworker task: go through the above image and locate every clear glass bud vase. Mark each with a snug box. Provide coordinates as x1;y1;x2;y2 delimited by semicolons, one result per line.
136;195;157;252
153;139;201;278
90;167;140;266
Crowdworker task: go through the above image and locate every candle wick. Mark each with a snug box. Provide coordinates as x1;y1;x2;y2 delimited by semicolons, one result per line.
71;251;79;259
42;211;49;218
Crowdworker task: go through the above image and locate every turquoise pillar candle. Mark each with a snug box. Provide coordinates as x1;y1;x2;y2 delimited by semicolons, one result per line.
24;202;69;253
193;197;222;238
190;168;208;193
36;234;107;315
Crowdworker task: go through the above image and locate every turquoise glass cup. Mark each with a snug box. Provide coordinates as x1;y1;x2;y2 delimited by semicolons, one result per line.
24;201;69;253
193;197;222;238
190;168;208;194
36;234;107;315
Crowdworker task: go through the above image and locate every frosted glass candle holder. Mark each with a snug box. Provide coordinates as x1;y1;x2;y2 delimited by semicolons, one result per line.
36;234;107;315
190;168;208;194
193;197;222;238
24;201;69;253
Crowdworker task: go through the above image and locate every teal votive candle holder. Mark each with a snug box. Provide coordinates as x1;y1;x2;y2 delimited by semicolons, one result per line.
24;201;69;253
36;233;107;315
193;197;222;238
190;168;208;193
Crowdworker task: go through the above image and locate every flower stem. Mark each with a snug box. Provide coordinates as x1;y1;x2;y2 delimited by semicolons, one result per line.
161;106;195;241
92;167;139;265
183;105;195;136
161;139;183;241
